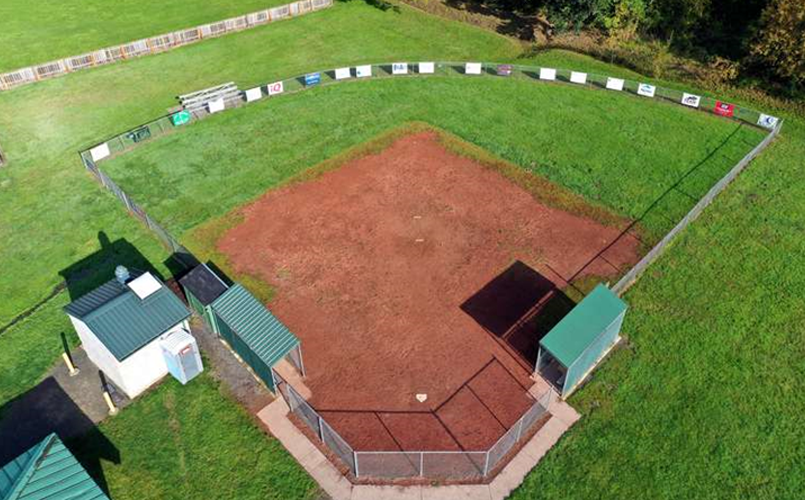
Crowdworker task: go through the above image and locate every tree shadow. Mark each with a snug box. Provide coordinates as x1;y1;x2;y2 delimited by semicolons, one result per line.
59;230;190;302
336;0;399;13
0;377;120;494
461;261;575;367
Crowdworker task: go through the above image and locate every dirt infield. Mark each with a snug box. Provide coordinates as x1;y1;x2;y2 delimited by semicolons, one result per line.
218;131;640;451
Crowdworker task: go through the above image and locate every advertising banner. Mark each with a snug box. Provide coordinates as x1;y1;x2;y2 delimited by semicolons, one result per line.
267;81;284;95
90;143;110;162
758;114;779;129
713;101;735;117
681;93;701;108
570;71;587;84
418;62;434;74
304;73;321;86
465;62;482;75
171;110;191;126
392;62;408;75
637;83;656;97
606;78;625;91
244;87;262;102
335;67;351;80
497;64;512;76
356;65;372;78
539;68;556;81
208;98;225;114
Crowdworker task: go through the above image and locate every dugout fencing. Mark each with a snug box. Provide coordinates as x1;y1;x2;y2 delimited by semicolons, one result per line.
272;369;553;481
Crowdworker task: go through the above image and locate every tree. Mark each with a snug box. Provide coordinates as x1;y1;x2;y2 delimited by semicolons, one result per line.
751;0;805;87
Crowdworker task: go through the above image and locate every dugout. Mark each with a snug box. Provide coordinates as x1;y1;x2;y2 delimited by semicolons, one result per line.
536;284;627;398
179;263;229;326
210;283;304;392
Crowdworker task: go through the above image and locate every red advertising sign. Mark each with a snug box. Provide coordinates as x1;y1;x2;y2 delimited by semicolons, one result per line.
714;101;735;117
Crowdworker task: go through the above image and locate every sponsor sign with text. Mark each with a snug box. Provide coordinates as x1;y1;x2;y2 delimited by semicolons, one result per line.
637;83;656;97
570;71;587;84
465;62;482;75
497;64;512;76
356;65;372;78
681;93;701;108
267;81;284;95
244;87;262;102
208;98;225;114
304;73;321;86
757;114;779;129
418;62;434;74
392;62;408;75
334;67;351;80
606;78;625;91
539;68;556;81
714;101;735;117
90;143;110;162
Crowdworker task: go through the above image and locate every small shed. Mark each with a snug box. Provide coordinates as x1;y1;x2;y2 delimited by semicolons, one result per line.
64;267;196;398
536;284;627;398
179;264;229;326
210;284;303;392
0;433;108;500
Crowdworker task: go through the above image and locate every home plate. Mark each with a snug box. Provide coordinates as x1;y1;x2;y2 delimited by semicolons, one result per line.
416;393;428;403
415;238;425;243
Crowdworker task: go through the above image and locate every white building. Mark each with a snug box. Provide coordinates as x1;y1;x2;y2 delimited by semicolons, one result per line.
64;266;200;398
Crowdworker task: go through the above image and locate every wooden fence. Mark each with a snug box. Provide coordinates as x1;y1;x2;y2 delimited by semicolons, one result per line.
0;0;333;92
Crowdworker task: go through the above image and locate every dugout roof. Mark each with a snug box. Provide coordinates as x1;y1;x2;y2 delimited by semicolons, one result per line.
539;284;627;367
211;284;300;370
179;264;228;306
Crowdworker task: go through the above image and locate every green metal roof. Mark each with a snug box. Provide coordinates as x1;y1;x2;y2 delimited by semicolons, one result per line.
211;284;300;370
539;284;627;367
0;433;108;500
64;274;190;361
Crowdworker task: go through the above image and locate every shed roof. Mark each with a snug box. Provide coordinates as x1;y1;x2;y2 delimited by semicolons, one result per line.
64;272;190;361
0;433;108;500
211;284;299;370
179;264;228;306
539;284;627;367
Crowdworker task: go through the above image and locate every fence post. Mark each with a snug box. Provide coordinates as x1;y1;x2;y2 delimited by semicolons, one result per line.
420;453;424;477
483;451;490;477
353;452;359;477
515;417;524;442
318;416;325;442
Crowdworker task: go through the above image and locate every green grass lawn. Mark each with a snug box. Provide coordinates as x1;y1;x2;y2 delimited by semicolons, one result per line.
97;74;762;250
0;0;292;72
69;371;319;500
0;0;802;497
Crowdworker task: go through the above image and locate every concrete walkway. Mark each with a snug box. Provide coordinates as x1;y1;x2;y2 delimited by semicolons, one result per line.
257;390;580;500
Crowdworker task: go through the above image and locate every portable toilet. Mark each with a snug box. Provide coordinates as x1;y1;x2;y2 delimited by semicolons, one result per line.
160;329;203;385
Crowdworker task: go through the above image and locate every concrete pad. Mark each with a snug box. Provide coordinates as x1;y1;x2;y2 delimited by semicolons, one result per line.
549;400;581;426
422;484;491;500
519;418;566;462
352;484;421;500
528;377;551;400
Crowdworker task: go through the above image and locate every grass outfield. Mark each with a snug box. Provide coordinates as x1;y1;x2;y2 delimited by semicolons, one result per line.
0;0;291;72
69;371;319;500
98;75;762;251
0;0;802;496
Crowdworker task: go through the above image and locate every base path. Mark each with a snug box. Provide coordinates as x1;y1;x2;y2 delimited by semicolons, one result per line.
220;131;638;451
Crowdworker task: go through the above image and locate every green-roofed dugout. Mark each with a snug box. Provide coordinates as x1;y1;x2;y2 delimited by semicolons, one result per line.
210;284;301;391
537;284;627;398
0;433;108;500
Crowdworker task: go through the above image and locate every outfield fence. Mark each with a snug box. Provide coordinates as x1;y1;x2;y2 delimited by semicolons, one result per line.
0;0;333;92
273;368;553;481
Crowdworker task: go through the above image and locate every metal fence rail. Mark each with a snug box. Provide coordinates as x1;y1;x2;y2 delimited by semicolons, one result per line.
0;0;333;92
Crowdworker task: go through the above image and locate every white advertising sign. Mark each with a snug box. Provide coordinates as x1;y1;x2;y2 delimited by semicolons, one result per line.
418;62;434;74
681;93;701;108
606;78;625;91
356;65;372;78
539;68;556;81
570;71;587;84
757;114;779;129
208;98;225;114
465;62;482;75
267;81;284;96
392;62;408;75
244;87;262;102
335;67;351;80
637;83;656;97
90;143;110;162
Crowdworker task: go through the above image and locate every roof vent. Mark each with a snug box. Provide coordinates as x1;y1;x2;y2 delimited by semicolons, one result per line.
115;265;130;285
128;272;162;300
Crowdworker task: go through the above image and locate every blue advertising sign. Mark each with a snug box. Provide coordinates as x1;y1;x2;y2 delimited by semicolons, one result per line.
305;72;321;86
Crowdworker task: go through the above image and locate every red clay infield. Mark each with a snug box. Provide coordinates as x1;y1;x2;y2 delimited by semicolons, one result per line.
218;131;640;451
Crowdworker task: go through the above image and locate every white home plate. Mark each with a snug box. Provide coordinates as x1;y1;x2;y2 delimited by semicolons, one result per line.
416;393;428;403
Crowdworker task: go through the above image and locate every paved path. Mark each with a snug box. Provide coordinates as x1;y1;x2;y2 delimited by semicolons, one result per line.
257;389;580;500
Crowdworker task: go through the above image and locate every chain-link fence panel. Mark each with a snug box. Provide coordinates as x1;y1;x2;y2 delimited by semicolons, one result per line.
422;452;486;480
321;420;356;475
355;452;422;479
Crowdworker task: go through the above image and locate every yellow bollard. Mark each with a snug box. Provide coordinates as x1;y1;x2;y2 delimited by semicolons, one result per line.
62;352;79;376
103;391;119;416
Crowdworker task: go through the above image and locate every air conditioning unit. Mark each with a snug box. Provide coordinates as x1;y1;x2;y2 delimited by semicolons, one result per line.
161;329;203;385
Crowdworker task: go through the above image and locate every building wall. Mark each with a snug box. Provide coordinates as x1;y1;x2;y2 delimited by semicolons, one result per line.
118;320;190;398
68;315;125;392
563;310;626;398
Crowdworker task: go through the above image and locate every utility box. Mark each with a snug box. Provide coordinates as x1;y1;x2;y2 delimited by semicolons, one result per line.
161;329;203;385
